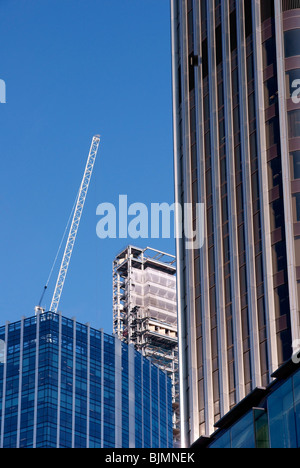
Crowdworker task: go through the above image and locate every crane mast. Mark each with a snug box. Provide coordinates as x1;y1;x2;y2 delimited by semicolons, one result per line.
48;135;101;314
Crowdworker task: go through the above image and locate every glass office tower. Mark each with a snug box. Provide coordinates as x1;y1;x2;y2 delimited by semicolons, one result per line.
0;312;173;448
171;0;300;446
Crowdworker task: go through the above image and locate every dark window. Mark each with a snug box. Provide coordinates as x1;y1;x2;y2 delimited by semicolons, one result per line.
225;276;232;305
266;117;280;147
272;241;287;273
263;37;277;67
202;39;208;78
178;65;182;105
189;54;195;92
248;92;256;125
270;199;285;230
244;0;253;37
240;265;248;296
215;25;223;65
274;284;290;318
201;0;207;35
261;0;275;23
223;236;230;264
255;254;264;285
233;106;240;134
253;212;262;248
230;11;237;52
247;53;254;83
188;8;194;52
250;133;258;160
285;69;300;100
264;76;278;107
293;193;300;222
268;157;282;188
284;29;300;58
292;151;300;179
288;110;300;138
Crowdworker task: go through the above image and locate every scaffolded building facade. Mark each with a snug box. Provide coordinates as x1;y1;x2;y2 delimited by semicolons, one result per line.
113;246;180;445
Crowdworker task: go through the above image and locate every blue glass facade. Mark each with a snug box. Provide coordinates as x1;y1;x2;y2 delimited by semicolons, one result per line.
0;312;173;448
194;359;300;449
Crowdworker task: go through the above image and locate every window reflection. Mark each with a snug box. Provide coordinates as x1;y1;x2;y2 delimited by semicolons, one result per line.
268;378;298;448
231;411;256;448
210;430;231;449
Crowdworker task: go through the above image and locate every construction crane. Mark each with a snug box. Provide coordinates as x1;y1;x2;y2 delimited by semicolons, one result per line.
35;135;101;315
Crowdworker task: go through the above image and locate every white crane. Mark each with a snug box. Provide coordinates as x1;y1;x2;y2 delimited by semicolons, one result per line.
36;135;101;315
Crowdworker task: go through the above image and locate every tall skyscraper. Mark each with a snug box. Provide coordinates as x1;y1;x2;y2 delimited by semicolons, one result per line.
171;0;300;446
0;312;173;448
113;246;180;445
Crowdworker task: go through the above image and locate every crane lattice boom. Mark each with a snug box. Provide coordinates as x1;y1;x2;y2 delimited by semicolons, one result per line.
49;135;101;314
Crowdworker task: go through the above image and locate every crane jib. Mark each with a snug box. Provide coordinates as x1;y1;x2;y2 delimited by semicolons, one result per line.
48;135;101;315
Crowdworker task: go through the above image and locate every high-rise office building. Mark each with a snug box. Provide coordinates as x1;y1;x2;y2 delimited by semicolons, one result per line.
113;246;180;445
171;0;300;446
0;312;173;448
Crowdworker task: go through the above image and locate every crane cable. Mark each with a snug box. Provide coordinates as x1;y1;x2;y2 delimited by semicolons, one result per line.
38;189;80;308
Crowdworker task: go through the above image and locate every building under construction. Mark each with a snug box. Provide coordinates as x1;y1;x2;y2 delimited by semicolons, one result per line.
113;246;180;446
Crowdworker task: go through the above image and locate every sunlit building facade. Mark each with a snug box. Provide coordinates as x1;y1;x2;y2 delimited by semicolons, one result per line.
171;0;300;446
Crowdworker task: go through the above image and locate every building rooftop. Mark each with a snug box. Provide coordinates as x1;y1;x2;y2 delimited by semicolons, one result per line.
115;245;176;276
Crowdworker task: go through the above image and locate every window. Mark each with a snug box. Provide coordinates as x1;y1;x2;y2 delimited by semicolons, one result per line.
210;430;231;448
291;151;300;180
230;11;237;51
288;110;300;138
272;241;287;273
264;76;278;107
231;411;256;448
261;0;275;22
293;193;300;222
268;157;282;188
293;369;300;448
244;0;253;37
285;69;300;101
284;29;300;58
270;198;285;230
215;25;223;66
202;39;208;78
268;378;297;448
263;37;276;67
254;409;270;448
266;117;280;147
274;284;290;319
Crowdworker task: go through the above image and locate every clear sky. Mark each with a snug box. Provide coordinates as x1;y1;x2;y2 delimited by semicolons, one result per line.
0;0;175;333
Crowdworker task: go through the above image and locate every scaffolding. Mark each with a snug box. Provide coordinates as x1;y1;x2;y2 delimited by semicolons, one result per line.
113;246;180;446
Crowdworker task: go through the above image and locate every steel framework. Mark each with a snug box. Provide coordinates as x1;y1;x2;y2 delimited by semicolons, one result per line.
113;245;180;445
49;135;100;314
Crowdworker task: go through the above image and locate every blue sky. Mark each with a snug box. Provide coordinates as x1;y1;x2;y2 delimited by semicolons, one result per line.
0;0;175;333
